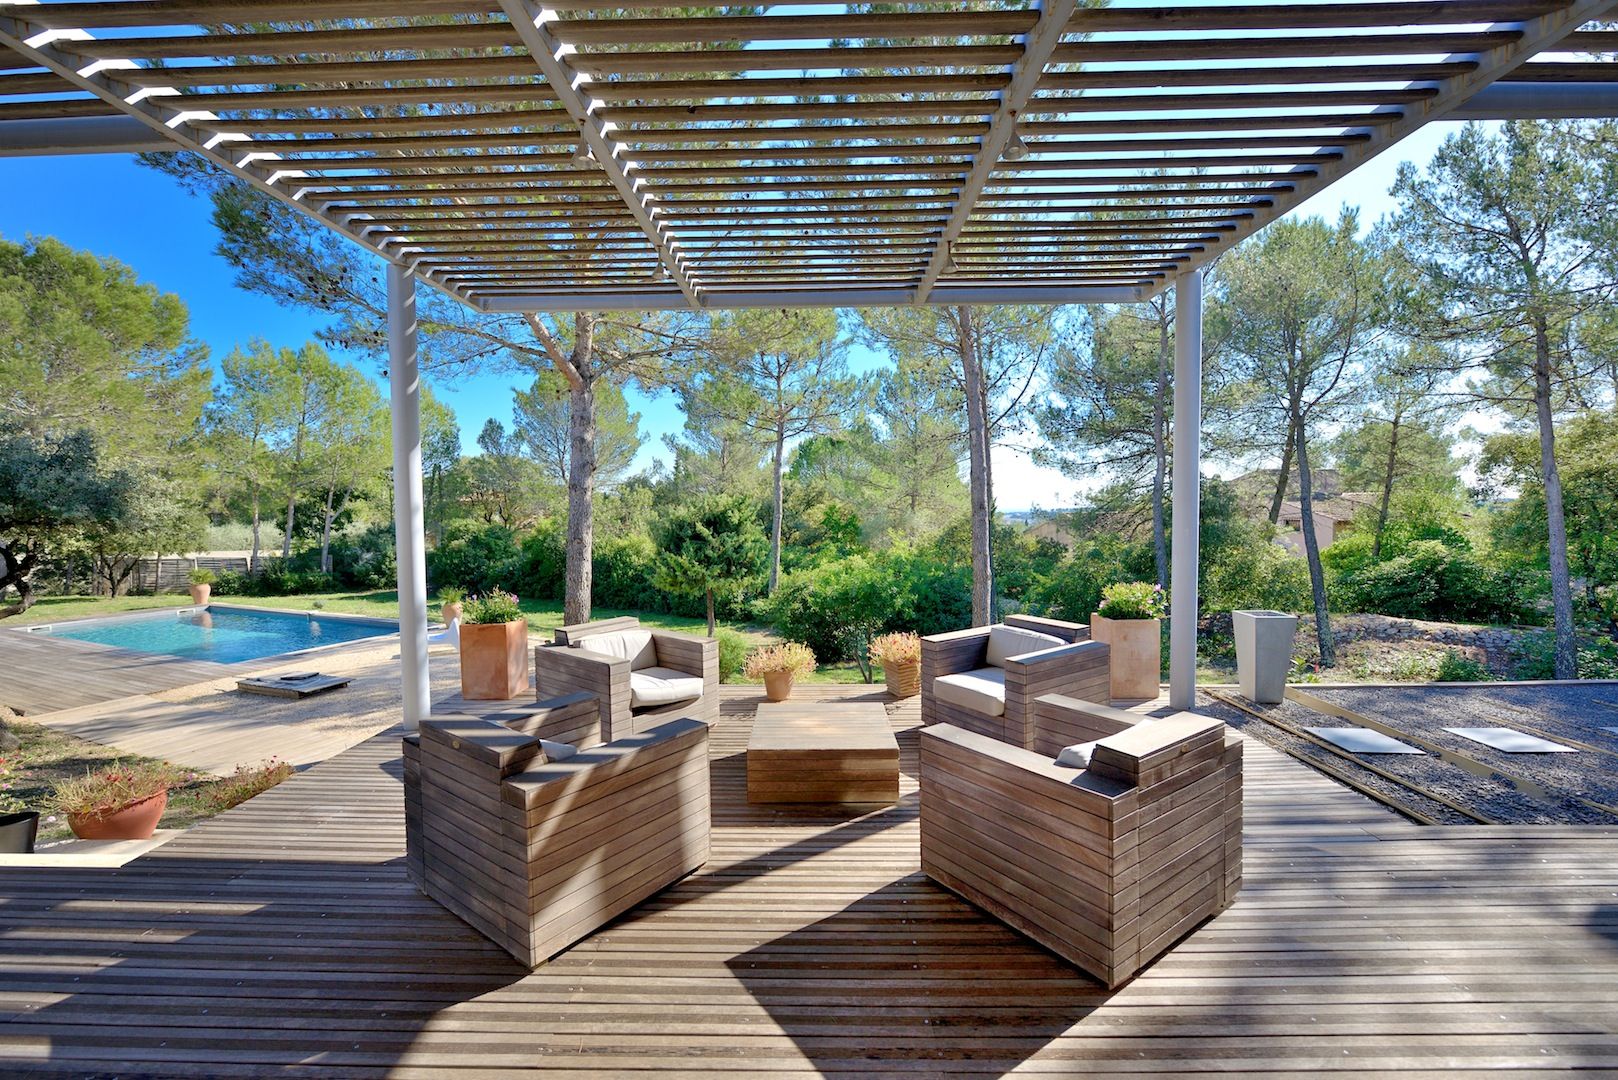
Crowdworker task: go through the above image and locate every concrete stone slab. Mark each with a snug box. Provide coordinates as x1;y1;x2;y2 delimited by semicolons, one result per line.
1306;727;1424;755
1445;727;1577;753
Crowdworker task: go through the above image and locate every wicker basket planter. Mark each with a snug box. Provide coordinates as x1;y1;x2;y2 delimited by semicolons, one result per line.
881;659;921;699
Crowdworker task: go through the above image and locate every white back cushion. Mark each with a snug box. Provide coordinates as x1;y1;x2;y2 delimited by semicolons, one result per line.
985;624;1065;667
538;739;578;761
1055;741;1100;768
582;628;657;670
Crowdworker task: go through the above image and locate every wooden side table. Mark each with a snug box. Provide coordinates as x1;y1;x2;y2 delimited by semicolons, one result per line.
747;701;900;805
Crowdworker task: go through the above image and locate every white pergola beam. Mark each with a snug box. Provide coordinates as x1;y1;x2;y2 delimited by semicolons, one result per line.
498;0;702;308
479;282;1147;313
0;12;472;309
914;0;1078;303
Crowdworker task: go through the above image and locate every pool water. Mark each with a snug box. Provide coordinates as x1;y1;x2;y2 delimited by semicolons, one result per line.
32;606;394;665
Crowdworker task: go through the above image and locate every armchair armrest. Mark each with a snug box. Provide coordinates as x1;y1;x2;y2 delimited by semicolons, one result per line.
534;643;633;740
650;631;717;678
1031;691;1142;756
921;626;991;676
1005;613;1089;643
552;616;641;646
1000;640;1111;749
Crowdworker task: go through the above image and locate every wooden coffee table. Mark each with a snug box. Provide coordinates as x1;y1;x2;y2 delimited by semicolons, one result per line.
747;701;900;805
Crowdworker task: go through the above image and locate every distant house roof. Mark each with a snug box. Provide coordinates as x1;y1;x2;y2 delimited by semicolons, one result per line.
1277;492;1379;526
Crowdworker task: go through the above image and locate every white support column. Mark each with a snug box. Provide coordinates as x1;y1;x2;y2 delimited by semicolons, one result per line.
1169;270;1203;711
388;262;430;732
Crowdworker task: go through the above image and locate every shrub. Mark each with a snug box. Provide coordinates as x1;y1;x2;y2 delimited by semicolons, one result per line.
1027;542;1130;623
188;568;217;586
1436;650;1491;682
196;758;295;812
744;642;816;679
212;570;251;596
510;521;566;601
1097;581;1167;620
48;762;192;817
1203;537;1312;614
426;522;521;595
868;631;921;667
593;533;662;611
462;590;523;625
1512;633;1618;680
715;628;749;683
767;555;899;671
1338;540;1528;624
324;523;397;589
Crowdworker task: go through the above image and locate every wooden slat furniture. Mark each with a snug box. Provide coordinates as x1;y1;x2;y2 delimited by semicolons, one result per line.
1029;691;1153;758
919;712;1242;989
747;701;900;805
534;617;719;741
920;614;1110;749
404;714;710;968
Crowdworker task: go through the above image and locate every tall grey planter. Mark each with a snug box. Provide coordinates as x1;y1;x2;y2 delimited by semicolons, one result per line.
1233;610;1298;704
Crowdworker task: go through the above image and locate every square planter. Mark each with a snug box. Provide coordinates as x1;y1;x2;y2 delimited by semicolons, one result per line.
1233;609;1298;704
459;620;530;700
1090;613;1162;700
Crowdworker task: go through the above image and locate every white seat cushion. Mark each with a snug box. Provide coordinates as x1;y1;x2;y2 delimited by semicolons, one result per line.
538;739;577;761
581;628;657;670
931;667;1007;717
985;624;1066;667
629;666;704;708
1055;741;1100;768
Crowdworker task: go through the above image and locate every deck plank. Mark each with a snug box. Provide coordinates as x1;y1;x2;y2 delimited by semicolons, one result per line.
0;624;231;716
0;684;1615;1075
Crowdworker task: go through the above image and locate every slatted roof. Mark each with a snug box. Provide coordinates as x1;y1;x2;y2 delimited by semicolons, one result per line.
1;1;1613;312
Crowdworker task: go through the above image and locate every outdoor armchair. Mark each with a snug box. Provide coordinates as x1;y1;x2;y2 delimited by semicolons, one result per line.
920;711;1242;989
534;617;719;742
920;614;1110;750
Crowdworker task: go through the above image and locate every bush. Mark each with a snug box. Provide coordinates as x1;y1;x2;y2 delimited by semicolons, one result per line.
426;522;521;595
882;546;972;636
324;523;396;589
1436;650;1491;682
1337;540;1528;624
509;521;565;601
767;556;897;666
715;627;749;683
1097;581;1167;620
195;758;294;812
1027;541;1130;623
1512;633;1618;680
593;533;662;611
212;570;251;596
1203;536;1313;614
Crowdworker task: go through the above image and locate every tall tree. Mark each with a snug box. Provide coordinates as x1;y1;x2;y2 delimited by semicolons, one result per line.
859;305;1053;623
682;309;858;592
1389;120;1618;678
210;341;298;571
513;369;644;491
304;361;391;573
465;419;550;529
274;344;337;560
653;494;768;636
864;356;969;541
1215;213;1384;665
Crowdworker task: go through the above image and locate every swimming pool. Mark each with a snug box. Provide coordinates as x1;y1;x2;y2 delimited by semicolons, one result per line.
26;605;396;665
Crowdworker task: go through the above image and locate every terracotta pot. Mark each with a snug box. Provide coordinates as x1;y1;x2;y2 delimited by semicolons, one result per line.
68;791;167;841
460;619;530;700
1090;613;1162;700
881;659;921;699
762;670;795;702
0;811;39;854
189;583;211;606
441;600;464;625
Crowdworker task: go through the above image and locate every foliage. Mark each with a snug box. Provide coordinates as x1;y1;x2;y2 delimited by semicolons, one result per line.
47;762;192;817
437;586;465;605
1335;540;1529;624
715;628;750;683
868;631;921;667
1436;650;1491;683
591;533;663;611
509;521;567;601
1512;633;1618;681
513;368;644;490
744;642;817;679
188;568;217;586
1097;581;1167;621
653;495;769;633
462;591;523;626
426;522;521;596
195;758;295;813
1201;536;1314;615
0;754;27;814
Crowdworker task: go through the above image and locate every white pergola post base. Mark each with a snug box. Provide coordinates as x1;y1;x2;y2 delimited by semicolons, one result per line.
388;262;430;732
1169;270;1203;711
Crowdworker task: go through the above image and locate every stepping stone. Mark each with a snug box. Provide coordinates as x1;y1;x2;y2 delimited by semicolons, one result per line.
238;672;352;699
1305;727;1423;754
1444;727;1577;753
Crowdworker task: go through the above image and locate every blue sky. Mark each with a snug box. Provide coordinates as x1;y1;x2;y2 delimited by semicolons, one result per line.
0;122;1457;510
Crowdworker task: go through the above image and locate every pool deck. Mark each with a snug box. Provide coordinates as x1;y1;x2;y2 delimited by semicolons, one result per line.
0;623;232;716
1;683;1616;1076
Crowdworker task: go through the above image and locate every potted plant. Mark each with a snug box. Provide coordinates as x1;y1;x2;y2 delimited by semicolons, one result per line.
49;762;185;841
0;755;40;855
1091;581;1167;700
188;567;216;606
869;632;922;699
745;642;816;702
459;591;529;700
438;586;466;625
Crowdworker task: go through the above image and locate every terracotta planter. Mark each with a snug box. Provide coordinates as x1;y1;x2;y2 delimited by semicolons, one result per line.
441;601;464;625
0;811;39;854
189;583;211;606
68;791;167;841
762;670;795;702
881;659;921;699
460;619;530;700
1090;613;1162;700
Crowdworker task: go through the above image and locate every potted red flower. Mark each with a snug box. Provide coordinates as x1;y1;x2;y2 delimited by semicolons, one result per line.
49;762;186;841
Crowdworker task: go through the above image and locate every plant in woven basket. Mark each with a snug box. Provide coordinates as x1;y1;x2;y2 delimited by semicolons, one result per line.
462;590;522;625
867;632;920;667
1097;581;1167;621
745;642;817;680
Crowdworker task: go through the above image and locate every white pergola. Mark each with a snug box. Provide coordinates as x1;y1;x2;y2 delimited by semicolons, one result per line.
2;0;1612;722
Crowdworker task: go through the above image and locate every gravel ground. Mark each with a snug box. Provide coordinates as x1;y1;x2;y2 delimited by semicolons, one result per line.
1300;683;1618;826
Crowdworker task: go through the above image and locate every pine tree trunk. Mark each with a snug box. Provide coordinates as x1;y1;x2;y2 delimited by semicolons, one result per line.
320;483;336;574
1295;428;1335;667
705;587;716;638
282;491;296;560
769;421;785;593
1268;420;1296;525
1534;317;1578;680
957;306;993;625
249;485;262;574
1151;307;1170;589
563;316;597;627
1373;412;1401;561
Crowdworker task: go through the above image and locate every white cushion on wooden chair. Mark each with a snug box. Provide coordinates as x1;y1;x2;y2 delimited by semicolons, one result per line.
1055;740;1100;768
629;666;705;708
538;739;578;761
985;625;1065;667
581;629;657;670
931;667;1007;717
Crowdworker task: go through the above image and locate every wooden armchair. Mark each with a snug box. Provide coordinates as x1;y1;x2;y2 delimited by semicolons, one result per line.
920;712;1242;989
920;614;1110;749
403;714;710;968
534;617;719;742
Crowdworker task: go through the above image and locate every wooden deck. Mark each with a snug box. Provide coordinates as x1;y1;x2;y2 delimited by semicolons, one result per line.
1;684;1616;1076
0;625;231;716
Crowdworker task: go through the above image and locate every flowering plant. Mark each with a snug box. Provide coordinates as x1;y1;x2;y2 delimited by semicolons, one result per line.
462;590;522;625
1097;581;1167;621
46;762;190;817
0;755;29;815
867;631;921;667
744;642;817;680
